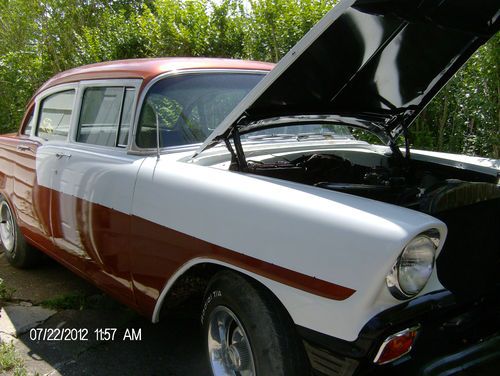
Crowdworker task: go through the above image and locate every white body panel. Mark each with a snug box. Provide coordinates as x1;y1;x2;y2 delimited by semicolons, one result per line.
35;138;499;341
36;142;144;215
34;139;449;341
133;148;448;341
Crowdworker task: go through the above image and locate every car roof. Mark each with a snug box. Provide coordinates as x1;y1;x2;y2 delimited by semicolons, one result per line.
35;57;275;96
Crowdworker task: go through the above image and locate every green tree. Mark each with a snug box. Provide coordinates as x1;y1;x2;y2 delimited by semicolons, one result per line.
412;33;500;158
0;0;498;158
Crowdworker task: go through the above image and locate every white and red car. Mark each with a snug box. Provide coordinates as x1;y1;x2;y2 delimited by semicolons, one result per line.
0;0;499;375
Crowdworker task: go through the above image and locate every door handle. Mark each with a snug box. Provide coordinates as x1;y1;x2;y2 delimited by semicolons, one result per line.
55;152;72;159
16;144;33;152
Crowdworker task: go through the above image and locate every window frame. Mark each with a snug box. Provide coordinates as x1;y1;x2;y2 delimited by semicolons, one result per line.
20;105;35;136
71;79;141;150
129;69;269;156
34;83;78;143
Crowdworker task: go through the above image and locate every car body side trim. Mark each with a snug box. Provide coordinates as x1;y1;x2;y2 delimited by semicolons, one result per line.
151;256;356;323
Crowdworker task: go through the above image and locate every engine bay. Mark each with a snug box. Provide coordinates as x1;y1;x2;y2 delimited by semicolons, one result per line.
246;150;499;213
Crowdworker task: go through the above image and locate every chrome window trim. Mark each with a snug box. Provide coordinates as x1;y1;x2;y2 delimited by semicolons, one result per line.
20;106;35;136
128;69;270;156
32;83;79;143
69;79;142;149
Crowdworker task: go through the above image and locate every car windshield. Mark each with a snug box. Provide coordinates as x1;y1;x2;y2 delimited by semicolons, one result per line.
136;72;265;148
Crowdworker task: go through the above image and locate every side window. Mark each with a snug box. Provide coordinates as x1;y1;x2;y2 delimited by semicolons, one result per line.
21;110;34;136
77;87;135;147
37;90;75;141
118;88;135;147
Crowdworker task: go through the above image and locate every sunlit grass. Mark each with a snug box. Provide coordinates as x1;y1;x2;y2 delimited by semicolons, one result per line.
0;342;26;375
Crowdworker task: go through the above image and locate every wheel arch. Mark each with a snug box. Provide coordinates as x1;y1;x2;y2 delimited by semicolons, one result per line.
152;258;293;324
0;190;32;241
0;191;14;211
0;191;21;231
0;190;26;229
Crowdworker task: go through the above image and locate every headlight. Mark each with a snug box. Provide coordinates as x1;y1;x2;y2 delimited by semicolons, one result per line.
387;231;439;299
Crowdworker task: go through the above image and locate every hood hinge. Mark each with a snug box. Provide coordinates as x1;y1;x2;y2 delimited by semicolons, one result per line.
224;127;248;171
385;112;412;161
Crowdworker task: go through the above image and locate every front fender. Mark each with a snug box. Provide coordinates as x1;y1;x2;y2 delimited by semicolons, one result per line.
133;157;446;341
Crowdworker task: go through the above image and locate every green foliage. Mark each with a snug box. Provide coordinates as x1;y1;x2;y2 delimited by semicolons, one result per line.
0;278;15;301
0;0;498;157
245;0;337;62
412;33;500;158
40;293;90;310
0;342;26;375
41;292;125;310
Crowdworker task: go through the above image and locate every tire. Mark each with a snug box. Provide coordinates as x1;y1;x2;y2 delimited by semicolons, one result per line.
0;197;41;268
201;270;310;376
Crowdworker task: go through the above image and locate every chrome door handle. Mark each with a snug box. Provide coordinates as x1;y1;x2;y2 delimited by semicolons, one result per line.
55;152;71;159
16;144;32;152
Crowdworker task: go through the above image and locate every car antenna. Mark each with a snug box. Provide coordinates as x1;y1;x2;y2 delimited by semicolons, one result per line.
155;111;161;161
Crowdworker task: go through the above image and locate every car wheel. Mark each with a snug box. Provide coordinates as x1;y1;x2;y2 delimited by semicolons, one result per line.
0;197;41;268
202;270;310;376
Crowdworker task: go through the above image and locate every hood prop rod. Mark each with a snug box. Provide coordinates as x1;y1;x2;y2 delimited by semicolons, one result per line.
403;126;411;160
385;113;411;162
225;128;248;171
224;138;238;170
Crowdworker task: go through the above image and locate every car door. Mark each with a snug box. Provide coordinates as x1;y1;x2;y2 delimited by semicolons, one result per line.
35;80;143;305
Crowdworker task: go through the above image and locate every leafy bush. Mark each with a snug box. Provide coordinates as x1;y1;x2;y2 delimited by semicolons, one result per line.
0;0;498;157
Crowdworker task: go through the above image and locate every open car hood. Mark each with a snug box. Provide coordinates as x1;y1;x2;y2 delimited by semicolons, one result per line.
195;0;499;155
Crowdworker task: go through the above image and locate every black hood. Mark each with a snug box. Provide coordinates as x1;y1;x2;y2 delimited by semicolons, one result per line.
196;0;499;154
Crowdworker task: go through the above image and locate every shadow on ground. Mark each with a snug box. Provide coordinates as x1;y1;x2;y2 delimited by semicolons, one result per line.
0;253;209;376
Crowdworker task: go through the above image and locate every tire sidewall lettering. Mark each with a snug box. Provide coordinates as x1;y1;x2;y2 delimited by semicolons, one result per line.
200;289;222;324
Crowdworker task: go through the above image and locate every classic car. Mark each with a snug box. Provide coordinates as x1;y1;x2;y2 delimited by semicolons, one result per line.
0;0;499;375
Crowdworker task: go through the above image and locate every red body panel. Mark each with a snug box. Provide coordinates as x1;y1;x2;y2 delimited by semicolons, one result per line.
0;134;51;247
30;58;274;111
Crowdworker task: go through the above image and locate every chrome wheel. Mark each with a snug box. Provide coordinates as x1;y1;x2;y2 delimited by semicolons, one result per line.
207;306;256;376
0;201;15;254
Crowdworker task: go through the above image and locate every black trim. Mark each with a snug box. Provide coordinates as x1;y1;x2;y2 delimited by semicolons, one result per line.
224;138;239;170
298;289;500;375
298;290;457;359
419;336;500;376
232;128;248;171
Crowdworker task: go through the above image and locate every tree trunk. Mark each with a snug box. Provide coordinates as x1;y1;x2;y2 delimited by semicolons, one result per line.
437;95;449;150
270;21;280;63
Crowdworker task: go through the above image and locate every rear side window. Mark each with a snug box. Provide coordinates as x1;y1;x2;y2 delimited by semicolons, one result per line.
37;90;75;141
77;87;135;147
21;109;34;136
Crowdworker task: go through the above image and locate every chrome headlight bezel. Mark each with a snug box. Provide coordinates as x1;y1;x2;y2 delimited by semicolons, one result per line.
386;230;440;300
